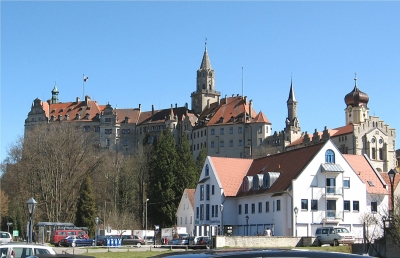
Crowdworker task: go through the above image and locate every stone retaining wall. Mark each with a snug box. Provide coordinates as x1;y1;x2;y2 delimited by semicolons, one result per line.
214;236;318;248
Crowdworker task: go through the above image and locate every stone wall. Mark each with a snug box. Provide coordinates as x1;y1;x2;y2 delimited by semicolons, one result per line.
214;236;318;248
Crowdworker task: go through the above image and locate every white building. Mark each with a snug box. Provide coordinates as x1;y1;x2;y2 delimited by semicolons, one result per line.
183;139;388;238
175;189;195;236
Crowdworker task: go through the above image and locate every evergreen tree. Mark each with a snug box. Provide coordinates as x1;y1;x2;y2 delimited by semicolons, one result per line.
147;129;179;227
196;145;208;177
75;175;97;237
176;133;198;190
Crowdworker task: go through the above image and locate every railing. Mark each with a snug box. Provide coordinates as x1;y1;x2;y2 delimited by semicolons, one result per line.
325;210;343;219
326;186;343;195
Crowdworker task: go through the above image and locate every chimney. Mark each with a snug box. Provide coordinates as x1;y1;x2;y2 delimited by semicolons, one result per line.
152;104;154;117
249;100;253;122
139;104;141;111
175;103;177;108
76;97;80;103
207;99;210;109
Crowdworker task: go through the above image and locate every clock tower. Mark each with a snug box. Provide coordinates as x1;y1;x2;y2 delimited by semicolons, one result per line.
191;43;220;114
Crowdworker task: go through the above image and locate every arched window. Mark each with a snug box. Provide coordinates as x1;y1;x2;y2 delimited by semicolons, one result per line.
205;164;209;177
253;176;259;190
325;149;335;163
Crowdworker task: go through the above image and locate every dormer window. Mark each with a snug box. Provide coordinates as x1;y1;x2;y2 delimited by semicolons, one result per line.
252;174;263;190
263;172;280;189
243;176;253;192
219;117;223;123
230;116;234;122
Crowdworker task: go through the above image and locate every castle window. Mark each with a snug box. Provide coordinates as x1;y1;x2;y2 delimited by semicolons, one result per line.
239;140;243;146
238;127;243;133
230;127;233;134
123;139;128;146
253;176;259;190
325;149;335;163
220;128;224;135
229;140;233;147
211;129;215;135
205;164;209;176
258;126;262;133
211;141;215;148
372;148;376;159
379;148;383;160
105;118;111;123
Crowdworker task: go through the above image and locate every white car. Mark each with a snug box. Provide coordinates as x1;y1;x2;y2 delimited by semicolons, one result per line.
0;243;56;258
0;232;12;244
315;226;355;246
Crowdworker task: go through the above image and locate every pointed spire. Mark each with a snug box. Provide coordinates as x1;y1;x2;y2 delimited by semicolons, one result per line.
200;40;212;70
287;77;296;102
354;72;358;88
52;81;59;93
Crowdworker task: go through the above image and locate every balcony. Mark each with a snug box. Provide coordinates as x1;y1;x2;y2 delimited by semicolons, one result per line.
324;210;343;222
323;186;343;198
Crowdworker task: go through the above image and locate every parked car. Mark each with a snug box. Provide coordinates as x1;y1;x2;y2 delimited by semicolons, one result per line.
95;235;107;246
0;243;56;258
0;231;12;244
315;226;355;246
189;236;204;245
50;229;87;246
145;236;154;245
197;236;211;246
120;235;146;247
60;235;95;247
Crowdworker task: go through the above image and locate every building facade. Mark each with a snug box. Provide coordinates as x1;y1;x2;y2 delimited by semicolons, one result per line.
262;76;396;172
188;140;388;239
25;46;272;159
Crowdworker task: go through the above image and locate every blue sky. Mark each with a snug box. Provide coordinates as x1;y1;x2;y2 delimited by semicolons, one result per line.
1;1;399;161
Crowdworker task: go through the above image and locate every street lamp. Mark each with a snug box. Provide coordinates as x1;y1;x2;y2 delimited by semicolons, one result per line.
388;169;396;219
26;197;37;243
94;216;99;247
294;206;299;237
145;199;149;241
245;216;249;236
7;222;13;234
219;204;224;236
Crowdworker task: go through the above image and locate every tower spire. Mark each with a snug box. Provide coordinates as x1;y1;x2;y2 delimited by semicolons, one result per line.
354;72;358;87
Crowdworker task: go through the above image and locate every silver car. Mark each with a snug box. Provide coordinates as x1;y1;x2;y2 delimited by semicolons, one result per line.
0;243;56;258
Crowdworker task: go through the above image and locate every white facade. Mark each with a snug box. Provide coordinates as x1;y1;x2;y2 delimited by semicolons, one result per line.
184;140;389;239
176;189;195;236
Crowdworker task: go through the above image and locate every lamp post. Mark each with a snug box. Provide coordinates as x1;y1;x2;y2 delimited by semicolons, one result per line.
219;204;224;236
245;215;249;236
7;222;13;234
26;198;37;244
94;216;99;247
382;216;386;240
388;169;396;221
294;206;299;237
145;199;149;241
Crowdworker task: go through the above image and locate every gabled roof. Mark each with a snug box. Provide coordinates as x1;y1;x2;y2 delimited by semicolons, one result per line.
113;108;141;124
238;143;324;196
136;107;193;125
46;96;104;122
209;157;253;197
184;189;195;210
343;154;388;195
198;96;271;127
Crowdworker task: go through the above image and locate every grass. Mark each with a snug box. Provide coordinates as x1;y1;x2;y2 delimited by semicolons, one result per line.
78;245;352;257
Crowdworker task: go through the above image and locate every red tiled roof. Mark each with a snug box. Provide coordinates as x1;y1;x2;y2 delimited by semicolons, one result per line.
114;108;141;124
343;154;388;195
204;97;270;126
238;143;324;196
184;189;195;209
209;157;253;197
47;97;104;121
253;111;270;123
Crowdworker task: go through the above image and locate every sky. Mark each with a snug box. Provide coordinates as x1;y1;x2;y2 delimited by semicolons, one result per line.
1;1;399;162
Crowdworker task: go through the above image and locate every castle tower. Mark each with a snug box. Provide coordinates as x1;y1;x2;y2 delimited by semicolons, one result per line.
191;42;220;114
344;74;370;125
51;83;59;104
284;79;301;143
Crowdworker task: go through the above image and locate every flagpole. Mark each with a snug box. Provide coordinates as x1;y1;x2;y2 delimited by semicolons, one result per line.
83;74;85;100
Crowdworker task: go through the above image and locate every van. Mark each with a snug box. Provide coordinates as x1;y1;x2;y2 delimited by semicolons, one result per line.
315;226;355;246
0;231;12;244
50;229;87;246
